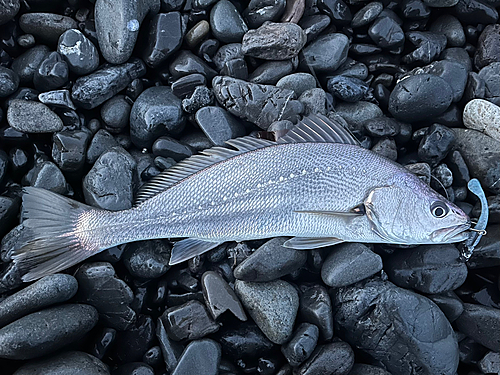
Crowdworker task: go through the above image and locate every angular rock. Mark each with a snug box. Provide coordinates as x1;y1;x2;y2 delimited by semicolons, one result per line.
71;58;146;109
295;341;354;375
317;0;351;26
52;130;90;172
429;14;465;47
348;364;392;375
351;2;383;28
181;85;214;114
86;129;119;164
475;24;500;70
33;51;69;91
156;318;183;373
299;14;331;43
0;304;98;360
170;50;218;81
235;279;299;344
123;240;171;280
321;243;382;288
130;86;184;148
201;271;247;321
194;106;245;146
368;16;405;49
335;101;383;136
455;303;500;352
463;99;500;142
299;33;349;72
27;161;68;194
243;0;286;28
241;22;306;60
172;339;221;375
7;99;63;133
152;136;192;161
38;89;76;110
234;237;307;282
0;0;19;26
0;66;19;97
281;323;319;367
11;45;50;84
217;323;274;359
58;29;99;75
403;31;447;64
210;0;248;43
327;76;369;103
418;123;456;166
143;12;184;68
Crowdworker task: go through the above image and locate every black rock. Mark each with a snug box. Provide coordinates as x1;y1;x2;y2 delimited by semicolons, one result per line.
95;0;159;64
348;363;392;375
114;362;154;375
401;0;431;20
428;292;464;322
364;116;401;138
171;73;207;98
201;271;247;320
249;60;294;85
169;50;218;81
368;16;405;49
0;66;19;97
0;304;98;360
333;278;458;375
335;101;383;136
19;13;77;45
276;73;316;96
26;161;68;194
122;240;171;280
213;43;244;70
210;0;248;43
455;303;500;352
442;47;472;72
321;243;383;288
217;323;274;359
478;62;500;106
52;130;90;172
172;339;221;375
351;2;383;28
101;95;131;133
152;136;192;161
182;85;214;113
317;0;351;26
185;20;210;48
464;71;486;102
478;351;500;374
58;29;99;75
7;148;29;179
156;318;183;373
243;0;286;28
83;147;136;210
0;196;17;239
281;323;319;367
143;345;162;368
430;14;465;47
0;0;19;26
371;137;397;160
113;314;156;363
212;76;301;129
7;99;63;133
130;86;184;148
453;0;498;26
418;123;456;166
38;89;76;110
87;129;119;164
474;24;500;70
10;45;50;84
327;76;369;103
72;58;146;109
160;300;219;341
389;74;453;122
13;351;110;375
143;12;184;68
300;33;349;72
242;22;306;60
403;31;448;64
91;327;116;360
194;106;245;146
295;341;354;375
235;279;299;344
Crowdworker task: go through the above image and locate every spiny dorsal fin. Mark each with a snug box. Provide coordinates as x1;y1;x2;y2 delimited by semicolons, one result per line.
134;136;275;206
278;114;359;145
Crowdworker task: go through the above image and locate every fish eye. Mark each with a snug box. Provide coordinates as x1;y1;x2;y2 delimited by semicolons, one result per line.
430;201;449;218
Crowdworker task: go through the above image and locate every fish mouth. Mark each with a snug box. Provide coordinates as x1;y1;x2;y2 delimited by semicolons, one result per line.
432;221;471;243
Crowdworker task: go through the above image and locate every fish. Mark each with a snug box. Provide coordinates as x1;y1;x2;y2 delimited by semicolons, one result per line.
10;114;472;282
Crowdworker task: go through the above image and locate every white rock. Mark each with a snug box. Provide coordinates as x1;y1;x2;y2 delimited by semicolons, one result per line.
463;99;500;142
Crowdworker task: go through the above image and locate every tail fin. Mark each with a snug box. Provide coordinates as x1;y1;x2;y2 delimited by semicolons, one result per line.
11;187;100;282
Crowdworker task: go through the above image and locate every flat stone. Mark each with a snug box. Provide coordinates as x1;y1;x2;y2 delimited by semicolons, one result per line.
235;279;299;344
299;33;349;72
455;303;500;352
295;341;354;375
33;51;69;91
172;339;221;375
298;284;334;341
19;13;78;45
248;60;293;85
276;73;316;96
321;243;383;288
210;0;248;43
7;99;63;133
38;89;76;110
143;12;184;68
195;106;246;146
281;323;319;367
463;99;500;142
0;304;98;360
201;271;247;320
418;123;456;166
58;29;99;75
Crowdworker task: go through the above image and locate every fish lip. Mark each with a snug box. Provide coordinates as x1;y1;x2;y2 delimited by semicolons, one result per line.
432;221;471;243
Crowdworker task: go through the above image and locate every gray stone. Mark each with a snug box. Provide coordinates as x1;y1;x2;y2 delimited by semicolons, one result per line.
0;274;77;328
19;13;78;45
455;303;500;352
123;240;171;280
86;129;119;164
210;0;248;43
52;130;91;172
172;339;221;375
474;24;500;70
351;2;383;28
243;0;286;28
371;138;397;160
235;279;299;344
242;22;306;60
101;95;131;133
182;85;214;114
13;351;110;375
0;304;98;360
300;33;349;72
298;284;334;341
248;60;293;85
281;323;319;367
143;12;184;68
478;351;500;375
11;45;50;84
27;161;69;194
299;88;326;116
201;271;247;320
429;15;465;47
194;106;245;146
335;101;383;136
58;29;99;75
321;243;383;288
463;99;500;142
478;62;500;106
276;73;316;96
295;341;354;375
234;237;307;282
130;86;184;148
348;364;392;375
0;66;19;97
0;0;19;26
7;99;63;133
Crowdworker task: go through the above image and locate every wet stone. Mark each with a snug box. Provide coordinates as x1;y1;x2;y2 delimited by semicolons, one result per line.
348;364;392;375
212;76;301;129
217;322;274;360
335;101;383;137
210;0;248;43
234;237;307;282
364;116;400;138
318;0;351;26
333;278;459;375
474;24;500;70
299;33;349;72
83;147;136;209
7;99;63;133
455;303;500;352
27;161;68;194
19;13;77;45
101;95;131;133
185;20;209;48
143;12;184;68
463;99;500;142
38;89;76;110
454;0;498;26
32;51;68;91
0;66;19;97
152;136;192;161
243;0;286;28
299;88;326;116
428;292;464;322
442;47;472;72
351;2;383;28
430;14;465;47
123;240;171;280
87;129;119;164
327;76;369;103
12;351;110;375
72;58;146;109
242;22;306;60
403;31;448;64
160;300;219;341
52;130;90;172
95;0;159;64
172;339;221;375
201;271;247;320
478;62;500;106
478;351;500;375
389;74;453;122
169;50;218;81
113;315;156;363
281;323;319;367
295;341;354;375
368;16;405;49
91;327;116;360
156;319;183;373
299;15;331;43
235;279;299;344
249;60;293;85
0;0;19;26
181;85;214;114
432;163;453;188
58;29;99;76
321;243;383;288
11;45;50;84
143;346;162;368
418;123;456;166
371;137;397;161
194;106;245;146
0;304;98;360
464;71;486;102
333;59;369;80
130;86;184;148
276;73;316;97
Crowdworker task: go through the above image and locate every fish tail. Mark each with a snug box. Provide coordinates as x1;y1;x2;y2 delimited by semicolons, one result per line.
11;187;103;282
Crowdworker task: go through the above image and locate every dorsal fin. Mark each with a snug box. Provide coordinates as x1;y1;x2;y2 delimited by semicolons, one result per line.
134;136;275;206
278;114;359;145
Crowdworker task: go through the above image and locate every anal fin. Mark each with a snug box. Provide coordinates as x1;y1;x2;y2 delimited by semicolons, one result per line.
283;237;344;250
169;238;222;265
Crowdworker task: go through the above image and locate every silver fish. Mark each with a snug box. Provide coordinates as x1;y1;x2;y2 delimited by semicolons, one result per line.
12;115;471;282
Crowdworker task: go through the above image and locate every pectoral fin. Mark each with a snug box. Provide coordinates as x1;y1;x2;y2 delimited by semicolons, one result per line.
170;238;222;265
283;237;344;249
294;204;366;217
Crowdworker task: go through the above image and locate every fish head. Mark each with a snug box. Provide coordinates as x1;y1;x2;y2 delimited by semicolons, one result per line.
364;173;471;244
